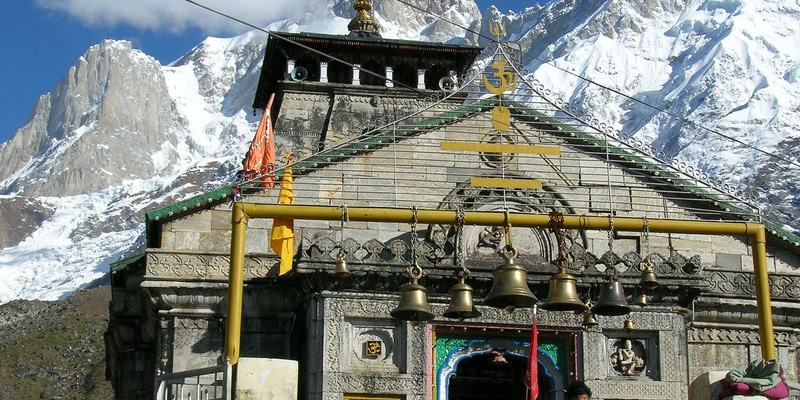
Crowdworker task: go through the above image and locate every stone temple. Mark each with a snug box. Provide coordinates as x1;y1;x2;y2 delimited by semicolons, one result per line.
105;2;800;399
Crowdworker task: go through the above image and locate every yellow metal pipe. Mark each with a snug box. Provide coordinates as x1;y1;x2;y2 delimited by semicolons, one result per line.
224;203;248;365
751;225;776;361
226;203;776;362
241;204;757;235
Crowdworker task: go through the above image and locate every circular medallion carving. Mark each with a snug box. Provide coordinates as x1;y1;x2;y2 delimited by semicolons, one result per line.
609;339;646;376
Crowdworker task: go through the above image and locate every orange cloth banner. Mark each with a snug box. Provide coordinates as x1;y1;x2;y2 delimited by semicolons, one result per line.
270;161;294;275
243;93;276;189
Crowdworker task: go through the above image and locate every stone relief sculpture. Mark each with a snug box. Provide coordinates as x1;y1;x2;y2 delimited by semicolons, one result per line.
610;339;646;376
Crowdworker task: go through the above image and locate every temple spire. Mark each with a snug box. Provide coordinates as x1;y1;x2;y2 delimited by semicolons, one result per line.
348;0;381;38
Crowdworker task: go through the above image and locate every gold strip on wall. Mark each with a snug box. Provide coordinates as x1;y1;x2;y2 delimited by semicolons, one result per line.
440;141;561;155
470;177;542;189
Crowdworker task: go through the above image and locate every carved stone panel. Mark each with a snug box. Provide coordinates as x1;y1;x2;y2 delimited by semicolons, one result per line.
343;318;401;372
583;311;686;399
146;250;276;281
609;338;647;377
319;293;426;400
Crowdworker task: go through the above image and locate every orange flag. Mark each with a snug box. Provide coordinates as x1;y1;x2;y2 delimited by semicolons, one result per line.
270;160;294;275
243;93;276;189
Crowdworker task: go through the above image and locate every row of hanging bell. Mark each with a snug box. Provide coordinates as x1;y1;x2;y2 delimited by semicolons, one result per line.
390;251;661;323
391;273;486;321
391;273;483;321
392;246;537;321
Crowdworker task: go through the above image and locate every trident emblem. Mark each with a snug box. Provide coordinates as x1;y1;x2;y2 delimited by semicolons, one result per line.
489;21;506;38
483;60;518;95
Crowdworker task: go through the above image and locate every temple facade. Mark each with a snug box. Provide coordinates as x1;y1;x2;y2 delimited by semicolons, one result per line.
105;3;800;399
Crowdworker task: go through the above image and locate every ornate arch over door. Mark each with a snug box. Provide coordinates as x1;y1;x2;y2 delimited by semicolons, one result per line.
435;334;566;400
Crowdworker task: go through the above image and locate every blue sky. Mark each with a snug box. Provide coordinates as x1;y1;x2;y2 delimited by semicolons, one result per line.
0;0;542;145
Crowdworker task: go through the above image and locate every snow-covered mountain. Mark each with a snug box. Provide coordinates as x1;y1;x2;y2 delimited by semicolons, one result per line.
0;0;798;304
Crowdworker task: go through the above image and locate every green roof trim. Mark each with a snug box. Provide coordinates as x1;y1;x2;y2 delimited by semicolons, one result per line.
146;185;234;224
110;253;145;273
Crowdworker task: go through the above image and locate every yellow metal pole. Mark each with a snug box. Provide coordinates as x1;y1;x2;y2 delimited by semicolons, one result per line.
751;225;776;360
228;203;776;362
224;202;248;365
241;204;755;235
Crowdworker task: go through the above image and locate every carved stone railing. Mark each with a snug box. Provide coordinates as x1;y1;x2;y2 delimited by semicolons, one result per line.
144;236;800;305
703;268;800;299
145;249;277;281
155;364;231;400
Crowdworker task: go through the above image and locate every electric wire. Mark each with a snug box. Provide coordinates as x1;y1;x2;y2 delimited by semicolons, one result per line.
182;0;798;170
390;0;800;170
180;0;783;229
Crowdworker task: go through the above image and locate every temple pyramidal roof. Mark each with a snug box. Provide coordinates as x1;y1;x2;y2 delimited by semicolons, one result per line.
133;27;800;271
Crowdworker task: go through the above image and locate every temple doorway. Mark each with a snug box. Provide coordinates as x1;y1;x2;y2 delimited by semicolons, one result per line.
447;350;556;400
435;333;567;400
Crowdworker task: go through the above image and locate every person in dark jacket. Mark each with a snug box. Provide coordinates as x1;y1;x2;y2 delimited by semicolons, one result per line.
566;380;592;400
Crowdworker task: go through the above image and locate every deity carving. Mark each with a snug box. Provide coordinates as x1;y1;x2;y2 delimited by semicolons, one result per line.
610;339;646;376
478;226;505;250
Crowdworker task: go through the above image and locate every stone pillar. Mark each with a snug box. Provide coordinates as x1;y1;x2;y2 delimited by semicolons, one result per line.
320;62;329;83
353;64;361;85
385;66;394;87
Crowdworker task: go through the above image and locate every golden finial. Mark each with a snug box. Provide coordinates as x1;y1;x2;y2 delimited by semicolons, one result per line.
348;0;381;38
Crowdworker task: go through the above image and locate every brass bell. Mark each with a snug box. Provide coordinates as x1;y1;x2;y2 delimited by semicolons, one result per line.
623;315;635;332
540;262;587;313
484;249;537;311
582;298;598;327
635;293;647;307
582;310;599;327
541;270;585;312
391;281;435;322
639;263;659;291
443;277;481;320
592;276;631;316
333;257;352;278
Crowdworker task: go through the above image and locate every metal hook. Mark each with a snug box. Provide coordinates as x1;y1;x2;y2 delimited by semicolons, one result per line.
455;208;469;276
410;207;419;266
549;211;566;261
608;215;615;253
337;204;348;260
503;210;513;248
642;215;650;262
408;264;424;281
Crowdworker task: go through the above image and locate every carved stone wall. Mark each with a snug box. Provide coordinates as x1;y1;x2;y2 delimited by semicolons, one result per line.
582;311;687;400
137;230;800;400
687;327;800;384
310;293;422;400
